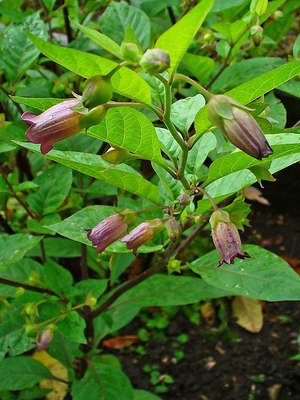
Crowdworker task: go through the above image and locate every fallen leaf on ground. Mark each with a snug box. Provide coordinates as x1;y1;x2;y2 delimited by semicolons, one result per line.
200;301;215;326
268;383;282;400
102;335;139;349
232;296;263;333
33;351;68;400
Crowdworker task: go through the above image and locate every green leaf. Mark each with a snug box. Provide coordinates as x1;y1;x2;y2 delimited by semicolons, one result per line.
15;142;161;204
119;274;231;307
94;302;141;342
155;0;214;76
57;311;86;344
41;259;73;296
0;309;34;360
78;24;123;58
1;14;47;81
191;245;300;301
0;234;41;265
88;107;163;164
211;58;285;93
27;34;152;105
205;133;300;185
195;61;300;138
278;81;300;99
27;238;81;258
182;54;215;84
48;331;82;369
0;357;53;391
99;2;151;50
70;279;108;304
187;132;217;176
72;362;133;400
171;94;205;133
11;96;64;111
293;34;300;59
134;390;162;400
27;164;72;217
265;92;286;130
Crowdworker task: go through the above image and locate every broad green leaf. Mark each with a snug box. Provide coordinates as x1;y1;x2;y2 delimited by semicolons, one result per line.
265;92;286;130
94;302;141;342
78;24;123;58
182;54;215;84
191;245;300;301
278;81;300;99
155;0;214;76
205;133;300;185
0;309;34;360
211;58;284;93
72;363;133;400
99;2;151;50
211;0;249;12
195;61;300;138
15;142;161;204
1;14;47;82
156;127;181;162
27;34;152;105
293;34;300;59
12;96;64;111
0;258;43;283
46;205;163;254
41;259;73;296
27;238;81;258
0;357;53;391
152;163;183;202
187;132;217;176
57;311;86;344
134;390;162;400
70;279;108;304
171;94;205;133
88;107;163;164
48;331;82;369
0;234;41;265
27;164;72;217
118;274;231;307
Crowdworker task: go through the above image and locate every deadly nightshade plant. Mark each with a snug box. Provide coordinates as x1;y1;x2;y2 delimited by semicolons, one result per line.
3;1;300;398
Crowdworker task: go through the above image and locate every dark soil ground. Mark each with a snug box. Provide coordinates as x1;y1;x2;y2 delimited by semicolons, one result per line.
112;164;300;400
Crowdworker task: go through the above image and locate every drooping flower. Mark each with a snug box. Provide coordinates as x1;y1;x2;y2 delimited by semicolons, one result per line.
86;211;136;253
207;95;273;160
209;209;250;266
21;99;83;154
36;327;54;351
120;218;163;253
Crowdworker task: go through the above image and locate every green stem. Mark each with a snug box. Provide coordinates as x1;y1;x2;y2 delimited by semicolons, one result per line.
174;73;212;101
155;74;191;190
196;187;218;210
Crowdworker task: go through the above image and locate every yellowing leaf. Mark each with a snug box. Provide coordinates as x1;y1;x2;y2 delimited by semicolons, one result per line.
33;351;68;400
232;296;263;333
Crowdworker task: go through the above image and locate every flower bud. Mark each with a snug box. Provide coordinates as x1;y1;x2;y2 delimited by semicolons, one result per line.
82;75;113;109
250;25;264;47
120;218;163;253
165;218;181;242
86;211;136;253
21;99;83;154
207;95;273;160
209;209;250;266
36;326;55;351
139;49;170;75
121;42;141;63
178;194;191;206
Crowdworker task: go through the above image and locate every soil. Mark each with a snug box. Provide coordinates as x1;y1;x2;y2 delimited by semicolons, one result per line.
112;163;300;400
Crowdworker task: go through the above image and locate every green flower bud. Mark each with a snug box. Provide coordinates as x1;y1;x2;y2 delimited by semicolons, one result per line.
250;25;264;47
121;42;141;63
178;194;191;206
139;49;170;75
82;75;113;109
